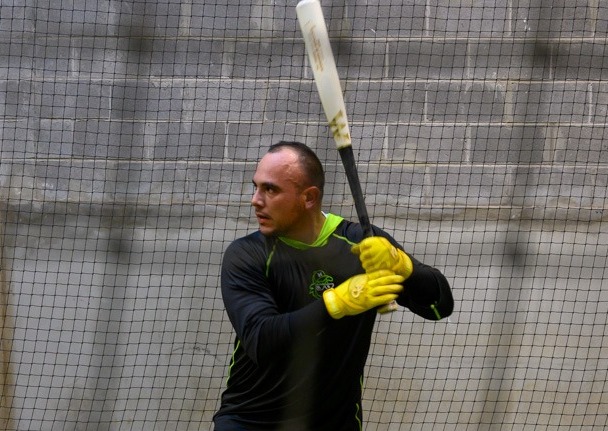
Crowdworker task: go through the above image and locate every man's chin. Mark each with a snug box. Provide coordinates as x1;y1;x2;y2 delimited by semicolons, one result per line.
258;225;277;237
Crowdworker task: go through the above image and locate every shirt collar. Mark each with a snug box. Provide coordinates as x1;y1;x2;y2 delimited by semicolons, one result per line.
278;213;344;249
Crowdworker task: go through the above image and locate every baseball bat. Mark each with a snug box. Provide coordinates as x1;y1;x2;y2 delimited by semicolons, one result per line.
295;0;372;238
297;0;398;313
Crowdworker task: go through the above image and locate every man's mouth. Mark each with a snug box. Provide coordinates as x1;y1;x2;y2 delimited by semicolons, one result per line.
256;213;270;223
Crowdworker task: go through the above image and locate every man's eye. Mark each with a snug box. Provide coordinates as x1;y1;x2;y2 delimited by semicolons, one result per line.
252;183;278;195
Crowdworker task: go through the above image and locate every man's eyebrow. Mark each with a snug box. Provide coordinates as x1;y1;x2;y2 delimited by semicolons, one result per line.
252;180;279;189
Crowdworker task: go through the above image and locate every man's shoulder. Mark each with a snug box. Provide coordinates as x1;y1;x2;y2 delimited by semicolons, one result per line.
228;230;266;248
332;218;398;245
221;231;275;274
225;231;275;257
332;218;364;242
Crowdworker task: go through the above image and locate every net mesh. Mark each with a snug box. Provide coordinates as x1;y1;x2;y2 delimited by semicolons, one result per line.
1;1;607;430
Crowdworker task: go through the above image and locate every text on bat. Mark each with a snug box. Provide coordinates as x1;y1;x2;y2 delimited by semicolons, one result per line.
329;110;350;140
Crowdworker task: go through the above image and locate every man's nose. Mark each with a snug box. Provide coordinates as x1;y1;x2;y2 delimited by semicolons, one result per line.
251;189;262;207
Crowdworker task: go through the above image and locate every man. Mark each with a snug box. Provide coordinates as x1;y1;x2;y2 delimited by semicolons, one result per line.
213;141;453;430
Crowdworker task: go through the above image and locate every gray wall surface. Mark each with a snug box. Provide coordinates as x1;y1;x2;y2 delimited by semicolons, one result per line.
1;0;607;430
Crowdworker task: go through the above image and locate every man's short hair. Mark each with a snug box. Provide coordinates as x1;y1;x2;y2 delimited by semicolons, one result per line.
268;141;325;197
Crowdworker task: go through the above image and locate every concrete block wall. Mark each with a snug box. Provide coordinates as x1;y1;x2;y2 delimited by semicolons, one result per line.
1;0;607;221
1;1;607;430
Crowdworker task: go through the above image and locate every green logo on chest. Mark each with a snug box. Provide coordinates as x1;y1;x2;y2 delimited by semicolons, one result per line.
308;270;335;299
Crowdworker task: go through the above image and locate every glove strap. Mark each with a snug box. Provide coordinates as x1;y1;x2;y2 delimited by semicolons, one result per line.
322;289;345;320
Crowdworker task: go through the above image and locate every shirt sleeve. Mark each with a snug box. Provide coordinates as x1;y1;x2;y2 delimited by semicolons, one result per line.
221;237;332;366
398;254;454;320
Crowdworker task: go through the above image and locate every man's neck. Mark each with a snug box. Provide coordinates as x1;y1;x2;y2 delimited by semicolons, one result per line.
297;211;326;245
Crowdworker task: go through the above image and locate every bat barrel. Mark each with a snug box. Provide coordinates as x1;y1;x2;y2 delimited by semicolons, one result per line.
296;0;352;150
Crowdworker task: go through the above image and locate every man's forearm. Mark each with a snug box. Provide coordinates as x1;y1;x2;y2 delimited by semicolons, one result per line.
399;260;453;320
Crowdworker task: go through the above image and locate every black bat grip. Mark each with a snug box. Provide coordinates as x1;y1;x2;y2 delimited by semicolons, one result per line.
339;146;399;313
338;146;372;238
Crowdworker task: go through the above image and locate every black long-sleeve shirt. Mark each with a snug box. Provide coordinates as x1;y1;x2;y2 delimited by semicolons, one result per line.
214;214;453;431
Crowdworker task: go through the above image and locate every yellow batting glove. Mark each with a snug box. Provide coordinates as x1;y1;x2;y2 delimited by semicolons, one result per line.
376;301;399;314
351;236;414;280
322;270;405;319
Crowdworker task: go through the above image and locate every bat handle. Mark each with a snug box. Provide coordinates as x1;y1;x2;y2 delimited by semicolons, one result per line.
337;146;373;238
338;146;398;313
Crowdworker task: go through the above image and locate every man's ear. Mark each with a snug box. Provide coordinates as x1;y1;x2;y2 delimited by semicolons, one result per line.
302;186;321;209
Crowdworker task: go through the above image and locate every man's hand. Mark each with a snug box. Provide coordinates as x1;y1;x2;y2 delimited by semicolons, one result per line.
351;237;413;280
322;270;405;319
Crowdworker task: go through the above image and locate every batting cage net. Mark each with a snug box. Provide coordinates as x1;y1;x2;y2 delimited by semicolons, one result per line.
1;1;607;430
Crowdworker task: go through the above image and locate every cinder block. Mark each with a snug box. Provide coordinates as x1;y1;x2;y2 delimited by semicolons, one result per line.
554;125;608;164
334;40;387;80
388;40;467;80
37;119;75;157
511;82;588;123
468;40;550;81
34;38;73;77
348;1;426;37
115;0;182;38
0;119;38;158
110;80;184;121
30;160;79;202
73;120;147;159
361;163;427;206
592;82;608;122
597;4;608;35
592;167;608;210
152;121;226;160
266;80;319;122
40;81;112;120
348;123;391;162
225;121;308;161
189;0;292;38
426;81;506;123
427;1;510;37
0;2;36;36
0;37;35;79
119;38;227;78
0;80;41;118
553;41;608;81
223;40;305;79
512;0;592;38
423;164;513;208
184;80;267;122
388;124;467;163
34;0;116;36
347;80;426;123
72;37;124;79
509;165;603;220
186;161;256;203
470;125;545;164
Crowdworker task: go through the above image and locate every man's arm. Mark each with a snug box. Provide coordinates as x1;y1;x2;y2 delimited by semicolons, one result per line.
351;226;454;321
221;237;333;366
397;255;454;320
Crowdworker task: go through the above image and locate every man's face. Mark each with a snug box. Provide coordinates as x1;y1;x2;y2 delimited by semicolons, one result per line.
251;149;310;239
